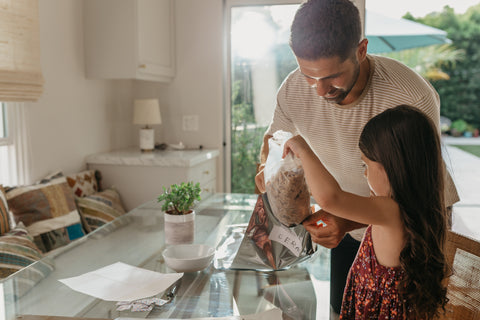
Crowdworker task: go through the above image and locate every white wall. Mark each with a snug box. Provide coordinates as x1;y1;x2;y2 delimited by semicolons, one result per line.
26;0;135;181
133;0;225;191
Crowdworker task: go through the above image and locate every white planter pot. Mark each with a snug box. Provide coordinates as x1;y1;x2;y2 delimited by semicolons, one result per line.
164;211;195;245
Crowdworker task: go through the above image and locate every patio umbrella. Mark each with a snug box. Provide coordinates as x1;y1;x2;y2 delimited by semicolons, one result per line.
366;11;451;54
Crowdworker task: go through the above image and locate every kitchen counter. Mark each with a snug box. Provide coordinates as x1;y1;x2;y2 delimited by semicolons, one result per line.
86;148;219;210
85;148;219;167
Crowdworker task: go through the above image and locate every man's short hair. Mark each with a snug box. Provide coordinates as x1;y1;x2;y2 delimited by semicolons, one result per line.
290;0;362;61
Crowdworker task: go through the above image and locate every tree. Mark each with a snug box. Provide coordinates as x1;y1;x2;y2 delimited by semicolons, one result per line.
400;5;480;128
231;62;267;193
384;44;464;81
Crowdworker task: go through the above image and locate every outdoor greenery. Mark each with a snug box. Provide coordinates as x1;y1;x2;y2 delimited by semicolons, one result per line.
400;4;480;129
157;182;201;215
230;84;266;193
231;43;296;193
452;145;480;157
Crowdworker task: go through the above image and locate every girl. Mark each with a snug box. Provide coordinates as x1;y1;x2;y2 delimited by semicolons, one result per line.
283;105;448;319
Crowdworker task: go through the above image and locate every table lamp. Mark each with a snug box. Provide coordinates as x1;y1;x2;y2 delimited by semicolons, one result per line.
133;99;162;152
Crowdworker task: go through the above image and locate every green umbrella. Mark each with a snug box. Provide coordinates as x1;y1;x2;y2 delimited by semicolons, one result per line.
366;10;450;54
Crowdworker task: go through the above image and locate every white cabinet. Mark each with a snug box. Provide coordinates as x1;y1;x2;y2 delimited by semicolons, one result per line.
84;0;175;82
86;149;219;211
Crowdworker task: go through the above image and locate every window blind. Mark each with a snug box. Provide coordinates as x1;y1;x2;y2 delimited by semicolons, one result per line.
0;0;43;102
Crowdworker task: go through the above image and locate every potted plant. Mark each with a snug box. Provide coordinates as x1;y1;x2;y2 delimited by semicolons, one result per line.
158;182;201;245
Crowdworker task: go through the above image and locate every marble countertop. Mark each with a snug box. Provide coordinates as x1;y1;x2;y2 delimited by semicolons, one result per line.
85;147;219;167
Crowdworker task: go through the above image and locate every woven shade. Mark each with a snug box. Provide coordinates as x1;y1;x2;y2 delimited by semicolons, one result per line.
0;0;44;102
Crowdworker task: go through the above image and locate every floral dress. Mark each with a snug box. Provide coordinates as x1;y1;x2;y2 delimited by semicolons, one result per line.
340;225;412;319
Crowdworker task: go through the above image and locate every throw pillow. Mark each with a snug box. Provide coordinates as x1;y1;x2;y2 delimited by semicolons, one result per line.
0;185;11;235
76;188;126;231
66;170;98;197
0;222;55;298
0;222;44;278
6;176;85;253
35;170;64;184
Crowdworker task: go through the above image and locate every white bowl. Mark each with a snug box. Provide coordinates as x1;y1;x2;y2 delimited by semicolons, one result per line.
162;244;215;272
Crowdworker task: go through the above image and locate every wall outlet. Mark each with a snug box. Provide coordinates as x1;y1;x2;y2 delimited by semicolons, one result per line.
182;115;199;131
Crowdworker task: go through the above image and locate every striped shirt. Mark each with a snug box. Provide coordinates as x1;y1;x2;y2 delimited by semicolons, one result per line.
266;55;459;239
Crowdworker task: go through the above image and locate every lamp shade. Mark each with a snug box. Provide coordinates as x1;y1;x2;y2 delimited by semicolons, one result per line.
133;99;162;125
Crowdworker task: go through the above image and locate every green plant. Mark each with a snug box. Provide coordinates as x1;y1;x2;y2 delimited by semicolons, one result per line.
451;119;468;133
406;5;480;129
157;182;201;215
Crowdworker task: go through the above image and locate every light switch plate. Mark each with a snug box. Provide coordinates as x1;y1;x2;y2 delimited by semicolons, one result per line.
182;115;199;131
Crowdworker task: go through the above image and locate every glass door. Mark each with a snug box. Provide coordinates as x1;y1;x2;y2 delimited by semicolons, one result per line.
226;2;300;193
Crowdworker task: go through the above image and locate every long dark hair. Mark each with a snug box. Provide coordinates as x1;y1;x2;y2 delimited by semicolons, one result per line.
359;105;448;319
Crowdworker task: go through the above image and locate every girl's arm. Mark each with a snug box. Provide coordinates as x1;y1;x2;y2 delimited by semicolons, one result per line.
283;136;400;227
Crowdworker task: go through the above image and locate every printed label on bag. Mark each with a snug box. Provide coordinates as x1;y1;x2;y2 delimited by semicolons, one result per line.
269;225;302;257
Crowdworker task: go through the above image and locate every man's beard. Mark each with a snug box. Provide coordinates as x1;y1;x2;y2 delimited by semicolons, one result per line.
324;62;360;104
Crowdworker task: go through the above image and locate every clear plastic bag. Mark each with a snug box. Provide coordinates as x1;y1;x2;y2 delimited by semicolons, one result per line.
264;130;311;227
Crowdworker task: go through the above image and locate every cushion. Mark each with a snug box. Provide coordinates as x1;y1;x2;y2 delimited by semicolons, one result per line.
6;176;85;253
35;170;64;184
76;188;126;231
66;170;98;197
0;222;44;278
0;222;55;298
0;185;11;235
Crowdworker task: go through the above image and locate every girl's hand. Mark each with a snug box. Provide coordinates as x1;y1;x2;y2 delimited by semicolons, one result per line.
283;135;311;159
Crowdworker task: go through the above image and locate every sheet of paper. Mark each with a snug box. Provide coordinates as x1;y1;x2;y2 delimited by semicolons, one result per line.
59;262;183;301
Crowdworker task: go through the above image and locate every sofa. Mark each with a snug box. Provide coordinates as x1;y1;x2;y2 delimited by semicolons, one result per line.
0;169;127;281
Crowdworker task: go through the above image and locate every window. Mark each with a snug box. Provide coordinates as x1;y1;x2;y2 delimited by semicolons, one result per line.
0;103;8;143
0;103;12;185
0;102;31;187
226;2;300;193
0;0;41;186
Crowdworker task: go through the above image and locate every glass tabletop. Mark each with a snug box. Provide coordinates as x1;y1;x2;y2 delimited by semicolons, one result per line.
1;194;330;320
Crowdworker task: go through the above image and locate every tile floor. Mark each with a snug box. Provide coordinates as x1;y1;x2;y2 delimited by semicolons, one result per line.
443;137;480;241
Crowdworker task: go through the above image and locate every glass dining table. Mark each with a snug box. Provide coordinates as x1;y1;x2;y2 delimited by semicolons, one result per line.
2;194;331;320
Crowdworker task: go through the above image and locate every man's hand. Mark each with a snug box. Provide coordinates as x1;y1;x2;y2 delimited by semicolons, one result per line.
302;209;365;248
255;164;266;193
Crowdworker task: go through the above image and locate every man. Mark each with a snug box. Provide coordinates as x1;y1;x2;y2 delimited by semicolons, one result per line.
254;0;459;315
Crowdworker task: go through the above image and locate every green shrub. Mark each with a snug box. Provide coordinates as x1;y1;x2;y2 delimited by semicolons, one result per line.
451;119;468;133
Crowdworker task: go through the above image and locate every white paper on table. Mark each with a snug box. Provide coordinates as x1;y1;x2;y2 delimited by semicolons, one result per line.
59;262;183;301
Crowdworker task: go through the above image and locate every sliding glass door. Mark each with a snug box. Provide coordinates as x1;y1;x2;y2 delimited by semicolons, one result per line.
226;1;300;193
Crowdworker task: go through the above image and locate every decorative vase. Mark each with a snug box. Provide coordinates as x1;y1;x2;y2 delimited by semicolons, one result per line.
164;211;195;245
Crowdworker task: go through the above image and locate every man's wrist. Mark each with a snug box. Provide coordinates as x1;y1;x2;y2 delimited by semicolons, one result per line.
344;219;367;233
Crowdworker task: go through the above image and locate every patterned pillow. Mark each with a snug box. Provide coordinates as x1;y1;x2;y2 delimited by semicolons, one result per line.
35;170;64;184
6;177;85;253
76;188;126;231
0;222;55;298
0;222;44;278
66;170;98;197
0;185;11;235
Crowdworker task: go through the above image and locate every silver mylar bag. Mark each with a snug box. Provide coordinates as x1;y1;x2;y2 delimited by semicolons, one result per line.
214;193;317;271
